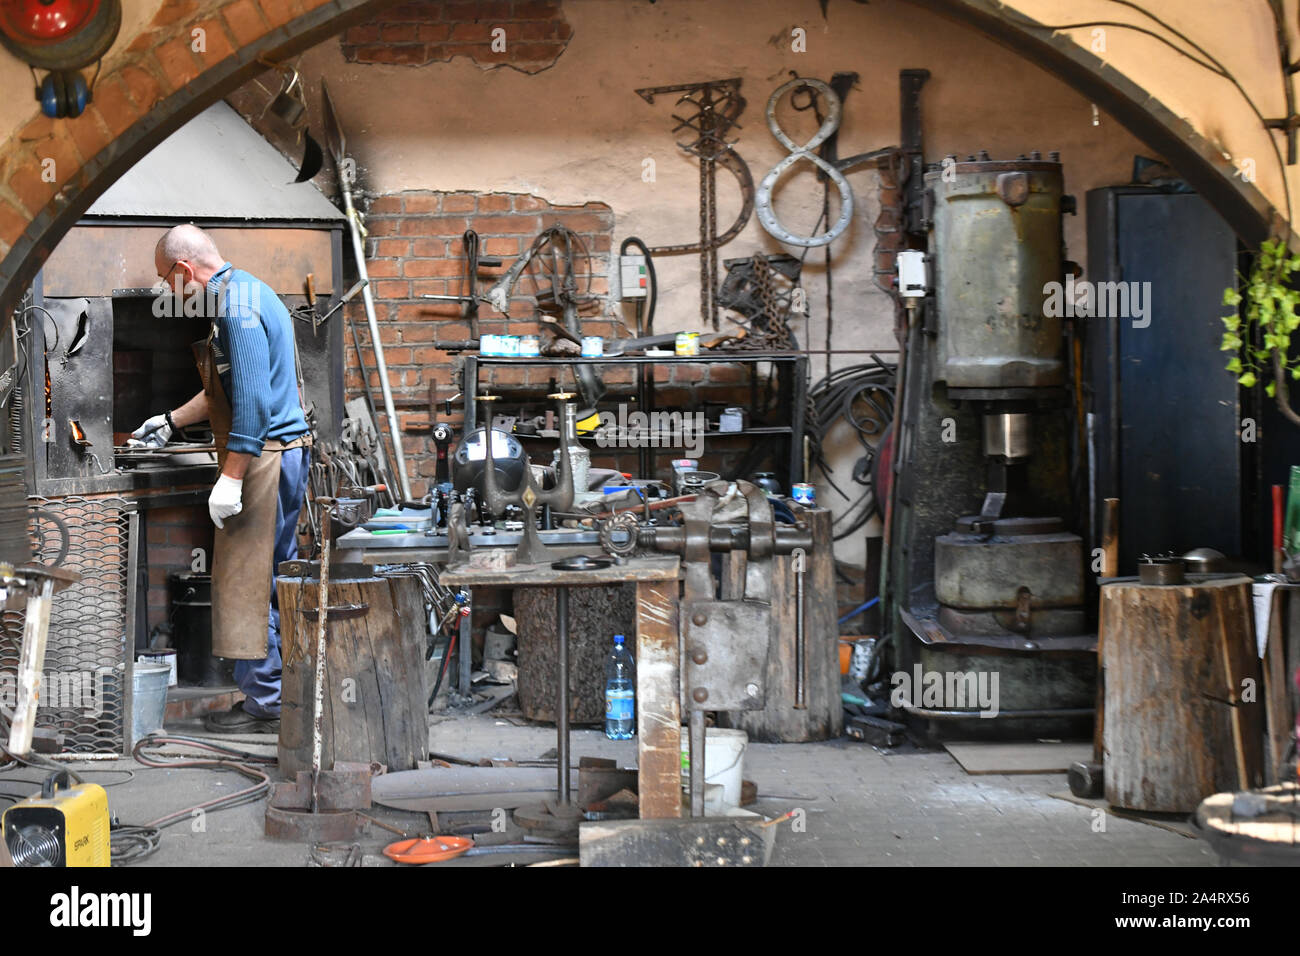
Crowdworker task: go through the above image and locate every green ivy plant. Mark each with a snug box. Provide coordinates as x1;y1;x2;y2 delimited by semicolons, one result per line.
1223;238;1300;424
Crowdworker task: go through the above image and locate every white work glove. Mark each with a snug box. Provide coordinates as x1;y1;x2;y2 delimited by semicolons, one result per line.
209;474;243;529
127;412;172;448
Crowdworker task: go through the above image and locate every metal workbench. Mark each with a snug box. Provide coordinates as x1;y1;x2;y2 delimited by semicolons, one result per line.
439;555;684;820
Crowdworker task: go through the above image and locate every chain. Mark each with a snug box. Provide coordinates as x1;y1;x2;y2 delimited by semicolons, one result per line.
636;79;754;328
717;254;797;351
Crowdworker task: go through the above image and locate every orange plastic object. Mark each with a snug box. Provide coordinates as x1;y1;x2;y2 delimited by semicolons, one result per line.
838;641;853;675
383;835;474;864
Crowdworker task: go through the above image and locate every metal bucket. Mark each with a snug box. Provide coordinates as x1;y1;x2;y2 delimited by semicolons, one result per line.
130;662;171;746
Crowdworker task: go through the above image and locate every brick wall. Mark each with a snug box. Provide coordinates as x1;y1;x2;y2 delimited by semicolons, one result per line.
341;0;572;71
143;505;214;633
0;0;362;261
344;189;772;498
345;188;613;498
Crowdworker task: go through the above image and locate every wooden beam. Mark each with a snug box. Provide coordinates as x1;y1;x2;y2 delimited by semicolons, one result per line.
635;578;681;819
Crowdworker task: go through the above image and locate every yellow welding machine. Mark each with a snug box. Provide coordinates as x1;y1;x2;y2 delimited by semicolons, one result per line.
2;770;110;867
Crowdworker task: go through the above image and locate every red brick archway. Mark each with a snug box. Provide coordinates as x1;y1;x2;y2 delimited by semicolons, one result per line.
0;0;394;317
0;0;1285;321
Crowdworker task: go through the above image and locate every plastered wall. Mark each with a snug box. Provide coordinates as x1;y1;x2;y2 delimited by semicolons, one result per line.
284;0;1152;566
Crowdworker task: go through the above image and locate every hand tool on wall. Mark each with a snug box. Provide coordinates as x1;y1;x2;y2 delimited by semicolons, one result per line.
459;229;501;340
636;78;754;329
344;312;397;506
321;79;412;503
484;226;603;409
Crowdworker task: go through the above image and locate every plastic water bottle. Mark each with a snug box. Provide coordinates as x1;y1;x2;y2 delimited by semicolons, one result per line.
604;634;635;740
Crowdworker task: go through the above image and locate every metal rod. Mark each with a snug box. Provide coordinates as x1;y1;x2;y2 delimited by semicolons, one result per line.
338;178;412;502
346;312;397;508
458;592;472;699
8;577;54;756
899;702;1095;720
311;500;332;813
689;708;705;817
794;553;806;710
557;587;570;805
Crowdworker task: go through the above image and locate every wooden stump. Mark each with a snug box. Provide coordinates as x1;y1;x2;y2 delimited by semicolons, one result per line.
276;570;428;775
1101;575;1264;812
722;508;842;743
516;584;636;724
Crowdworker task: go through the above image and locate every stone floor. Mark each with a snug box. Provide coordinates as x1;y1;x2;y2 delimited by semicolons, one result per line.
0;714;1218;866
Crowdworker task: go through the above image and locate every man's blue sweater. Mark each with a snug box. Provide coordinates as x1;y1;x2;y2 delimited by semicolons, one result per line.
206;263;308;456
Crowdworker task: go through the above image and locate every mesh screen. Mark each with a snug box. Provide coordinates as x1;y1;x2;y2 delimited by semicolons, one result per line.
0;497;134;756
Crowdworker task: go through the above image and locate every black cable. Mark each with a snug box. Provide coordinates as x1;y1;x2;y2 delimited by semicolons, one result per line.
110;824;161;865
20;304;57;357
619;237;657;336
806;358;897;540
428;625;458;709
995;0;1293;226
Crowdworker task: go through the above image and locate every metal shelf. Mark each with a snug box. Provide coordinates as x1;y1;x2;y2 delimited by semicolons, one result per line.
471;351;806;365
463;352;807;487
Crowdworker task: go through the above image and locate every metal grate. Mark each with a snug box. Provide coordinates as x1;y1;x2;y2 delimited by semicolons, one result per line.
0;496;137;756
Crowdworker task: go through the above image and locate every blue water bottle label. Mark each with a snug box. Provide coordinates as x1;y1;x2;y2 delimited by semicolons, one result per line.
606;689;634;721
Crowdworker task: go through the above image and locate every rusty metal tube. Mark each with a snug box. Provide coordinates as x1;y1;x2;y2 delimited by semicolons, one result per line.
794;555;806;710
689;708;705;818
639;525;813;555
311;500;332;813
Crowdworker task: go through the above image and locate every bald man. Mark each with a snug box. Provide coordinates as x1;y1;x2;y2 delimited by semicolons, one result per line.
133;225;310;734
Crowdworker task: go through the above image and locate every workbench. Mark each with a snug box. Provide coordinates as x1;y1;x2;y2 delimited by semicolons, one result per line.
440;555;683;819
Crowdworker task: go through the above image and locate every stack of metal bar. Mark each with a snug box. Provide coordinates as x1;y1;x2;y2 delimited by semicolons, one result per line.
0;454;30;565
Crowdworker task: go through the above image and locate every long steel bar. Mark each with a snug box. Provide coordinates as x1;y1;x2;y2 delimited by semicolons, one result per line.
557;587;570;805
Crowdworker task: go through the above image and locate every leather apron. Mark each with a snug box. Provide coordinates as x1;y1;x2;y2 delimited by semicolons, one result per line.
195;313;307;660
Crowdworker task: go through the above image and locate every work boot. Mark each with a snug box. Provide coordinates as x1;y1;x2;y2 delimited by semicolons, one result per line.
203;700;280;735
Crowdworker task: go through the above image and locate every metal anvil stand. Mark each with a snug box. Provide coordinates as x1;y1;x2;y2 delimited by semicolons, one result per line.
439;556;684;820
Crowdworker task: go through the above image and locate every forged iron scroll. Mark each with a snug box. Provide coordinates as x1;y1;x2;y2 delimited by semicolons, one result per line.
635;78;755;328
756;77;854;248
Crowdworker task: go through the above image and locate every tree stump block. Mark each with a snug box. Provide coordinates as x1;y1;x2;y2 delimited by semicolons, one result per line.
516;584;636;724
276;571;428;775
1101;575;1264;812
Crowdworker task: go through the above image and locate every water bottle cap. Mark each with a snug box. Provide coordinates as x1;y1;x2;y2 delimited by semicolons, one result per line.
614;634;625;644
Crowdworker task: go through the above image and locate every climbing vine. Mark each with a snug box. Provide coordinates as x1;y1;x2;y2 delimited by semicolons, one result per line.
1223;238;1300;425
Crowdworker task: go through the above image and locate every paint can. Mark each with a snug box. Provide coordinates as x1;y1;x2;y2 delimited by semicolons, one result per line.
792;482;816;506
519;334;541;357
581;336;604;357
675;332;700;356
719;406;744;433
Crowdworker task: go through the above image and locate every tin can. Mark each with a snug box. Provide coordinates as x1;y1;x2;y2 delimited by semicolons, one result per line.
519;334;541;357
502;335;520;357
675;332;700;356
792;482;816;506
719;406;744;433
581;335;604;357
480;334;499;356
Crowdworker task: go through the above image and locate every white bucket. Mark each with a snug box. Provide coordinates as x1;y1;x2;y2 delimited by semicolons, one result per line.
130;662;172;746
680;728;747;810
